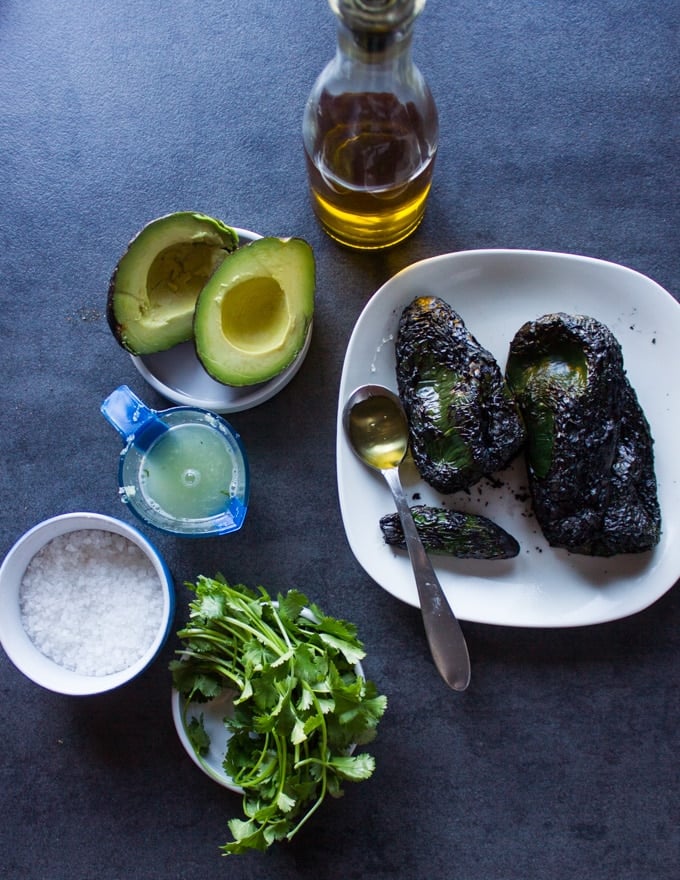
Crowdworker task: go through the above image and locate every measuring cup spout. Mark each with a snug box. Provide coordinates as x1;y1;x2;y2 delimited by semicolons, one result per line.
101;385;169;452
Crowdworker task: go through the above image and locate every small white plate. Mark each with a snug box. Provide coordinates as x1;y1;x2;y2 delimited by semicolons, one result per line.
337;249;680;628
131;229;312;413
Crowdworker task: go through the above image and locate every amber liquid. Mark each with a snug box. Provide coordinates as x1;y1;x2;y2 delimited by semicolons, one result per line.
305;91;436;250
348;396;408;470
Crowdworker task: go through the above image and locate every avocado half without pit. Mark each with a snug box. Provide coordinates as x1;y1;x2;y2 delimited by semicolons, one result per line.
107;212;239;355
193;237;315;387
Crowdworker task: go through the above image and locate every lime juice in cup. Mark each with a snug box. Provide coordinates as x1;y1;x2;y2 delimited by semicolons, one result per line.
101;385;249;537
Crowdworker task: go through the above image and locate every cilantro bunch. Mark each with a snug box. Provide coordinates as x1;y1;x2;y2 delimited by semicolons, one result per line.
170;576;387;855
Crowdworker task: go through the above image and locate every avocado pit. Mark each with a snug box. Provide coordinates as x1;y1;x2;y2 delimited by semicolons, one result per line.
221;277;290;355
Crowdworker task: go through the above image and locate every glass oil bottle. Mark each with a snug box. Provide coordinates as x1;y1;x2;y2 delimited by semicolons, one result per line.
302;0;438;250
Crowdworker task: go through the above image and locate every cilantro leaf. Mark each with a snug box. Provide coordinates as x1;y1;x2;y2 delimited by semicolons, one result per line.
185;713;211;756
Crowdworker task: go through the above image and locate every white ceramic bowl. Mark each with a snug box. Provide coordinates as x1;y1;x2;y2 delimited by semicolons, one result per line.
0;512;174;695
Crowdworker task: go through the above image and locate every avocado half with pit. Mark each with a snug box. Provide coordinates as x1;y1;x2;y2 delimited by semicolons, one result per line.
193;237;315;387
107;212;239;355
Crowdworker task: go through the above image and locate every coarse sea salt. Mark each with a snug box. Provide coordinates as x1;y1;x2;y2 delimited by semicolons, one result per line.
19;529;164;677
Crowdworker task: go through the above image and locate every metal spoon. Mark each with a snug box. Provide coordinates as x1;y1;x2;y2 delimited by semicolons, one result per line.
343;384;471;692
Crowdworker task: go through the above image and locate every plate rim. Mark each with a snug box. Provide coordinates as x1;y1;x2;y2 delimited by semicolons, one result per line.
171;686;242;792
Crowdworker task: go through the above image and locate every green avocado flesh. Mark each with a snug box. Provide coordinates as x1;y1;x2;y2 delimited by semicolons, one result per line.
194;237;315;387
107;212;239;355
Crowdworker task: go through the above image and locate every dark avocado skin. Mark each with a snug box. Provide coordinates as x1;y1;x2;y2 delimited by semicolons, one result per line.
380;505;520;559
506;312;661;556
396;296;526;494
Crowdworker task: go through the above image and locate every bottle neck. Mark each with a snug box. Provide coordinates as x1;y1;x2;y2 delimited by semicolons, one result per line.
329;0;426;35
336;18;415;71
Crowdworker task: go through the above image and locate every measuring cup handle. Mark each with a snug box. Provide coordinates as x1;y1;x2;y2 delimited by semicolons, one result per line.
100;384;168;451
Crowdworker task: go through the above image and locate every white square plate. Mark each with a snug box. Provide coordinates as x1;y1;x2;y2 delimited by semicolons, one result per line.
336;250;680;627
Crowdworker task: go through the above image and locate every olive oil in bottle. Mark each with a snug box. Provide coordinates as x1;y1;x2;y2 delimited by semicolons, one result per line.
303;0;438;250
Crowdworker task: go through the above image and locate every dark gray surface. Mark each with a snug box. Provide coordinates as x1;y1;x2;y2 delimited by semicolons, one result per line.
1;1;678;877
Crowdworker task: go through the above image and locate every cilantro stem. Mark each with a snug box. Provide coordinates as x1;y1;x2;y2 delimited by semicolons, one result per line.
284;682;328;839
182;615;288;657
268;603;297;652
177;648;245;691
231;733;276;787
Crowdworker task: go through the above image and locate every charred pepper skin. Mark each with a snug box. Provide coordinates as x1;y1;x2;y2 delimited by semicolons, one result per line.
396;296;526;494
380;505;520;559
506;312;661;556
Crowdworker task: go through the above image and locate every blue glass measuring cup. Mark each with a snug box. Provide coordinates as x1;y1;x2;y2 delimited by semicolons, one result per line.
101;385;249;537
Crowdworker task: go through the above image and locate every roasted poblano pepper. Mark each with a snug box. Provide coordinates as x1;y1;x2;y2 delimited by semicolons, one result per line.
380;505;520;559
505;312;661;556
396;296;526;493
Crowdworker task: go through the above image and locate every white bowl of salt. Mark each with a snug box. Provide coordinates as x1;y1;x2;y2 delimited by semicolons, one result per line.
0;512;174;695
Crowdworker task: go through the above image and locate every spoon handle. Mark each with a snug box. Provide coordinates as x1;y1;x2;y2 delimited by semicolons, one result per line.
382;467;471;692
